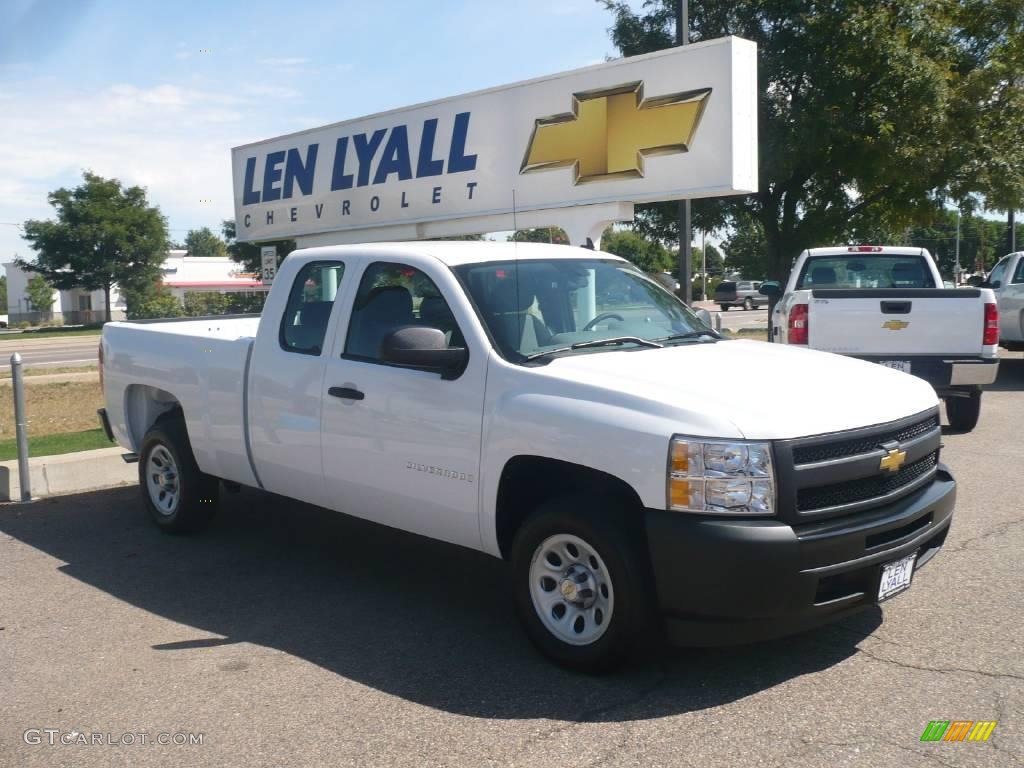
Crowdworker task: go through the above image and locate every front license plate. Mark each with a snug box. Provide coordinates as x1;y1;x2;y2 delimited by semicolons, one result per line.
879;360;911;374
878;553;917;601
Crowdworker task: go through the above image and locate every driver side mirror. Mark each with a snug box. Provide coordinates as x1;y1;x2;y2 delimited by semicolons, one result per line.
381;326;468;379
759;281;782;297
980;279;1000;289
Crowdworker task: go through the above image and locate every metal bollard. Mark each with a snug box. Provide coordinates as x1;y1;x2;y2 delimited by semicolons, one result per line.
11;353;31;502
714;312;723;332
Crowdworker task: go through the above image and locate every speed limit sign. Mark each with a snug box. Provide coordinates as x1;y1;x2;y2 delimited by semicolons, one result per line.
260;246;277;285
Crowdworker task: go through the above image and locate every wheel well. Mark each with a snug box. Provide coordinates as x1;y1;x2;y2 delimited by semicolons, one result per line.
124;384;183;451
495;456;645;559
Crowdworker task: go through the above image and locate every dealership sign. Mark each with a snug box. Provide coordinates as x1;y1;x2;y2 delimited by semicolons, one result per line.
231;36;757;242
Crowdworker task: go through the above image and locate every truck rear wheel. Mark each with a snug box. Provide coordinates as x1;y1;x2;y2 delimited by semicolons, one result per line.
719;304;730;312
139;413;219;534
510;494;656;671
945;393;981;433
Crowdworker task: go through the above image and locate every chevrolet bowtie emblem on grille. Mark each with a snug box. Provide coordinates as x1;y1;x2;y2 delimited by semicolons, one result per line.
882;320;910;331
521;82;712;184
879;448;907;473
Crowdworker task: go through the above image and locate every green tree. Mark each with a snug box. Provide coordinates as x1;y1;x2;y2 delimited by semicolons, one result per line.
20;171;168;322
25;274;56;313
690;243;725;276
602;227;673;272
722;214;770;279
0;275;7;313
509;228;570;245
125;287;184;320
601;1;1024;285
222;220;296;274
184;227;226;258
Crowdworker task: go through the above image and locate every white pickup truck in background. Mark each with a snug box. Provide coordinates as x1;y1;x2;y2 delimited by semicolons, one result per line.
762;246;999;432
983;251;1024;350
99;242;957;670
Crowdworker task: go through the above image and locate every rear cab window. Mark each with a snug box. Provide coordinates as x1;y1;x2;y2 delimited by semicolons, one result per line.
796;256;935;289
279;261;345;355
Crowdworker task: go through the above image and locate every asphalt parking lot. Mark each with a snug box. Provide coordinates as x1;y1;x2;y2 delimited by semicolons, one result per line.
1;353;1021;768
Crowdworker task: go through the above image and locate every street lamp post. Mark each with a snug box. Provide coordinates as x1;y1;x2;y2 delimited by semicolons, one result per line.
676;0;691;304
954;208;961;285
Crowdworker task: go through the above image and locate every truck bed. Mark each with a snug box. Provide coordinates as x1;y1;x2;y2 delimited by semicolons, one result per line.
101;316;262;487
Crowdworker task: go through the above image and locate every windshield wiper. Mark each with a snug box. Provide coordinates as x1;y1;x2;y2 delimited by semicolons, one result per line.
654;329;722;343
523;336;664;362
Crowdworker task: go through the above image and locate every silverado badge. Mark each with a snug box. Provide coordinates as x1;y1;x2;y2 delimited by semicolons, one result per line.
882;320;910;331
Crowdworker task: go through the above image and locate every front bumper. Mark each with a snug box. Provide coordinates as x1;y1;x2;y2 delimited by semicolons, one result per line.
850;355;998;392
645;464;956;645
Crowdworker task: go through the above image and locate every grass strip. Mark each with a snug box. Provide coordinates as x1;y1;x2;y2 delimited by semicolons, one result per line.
0;428;113;461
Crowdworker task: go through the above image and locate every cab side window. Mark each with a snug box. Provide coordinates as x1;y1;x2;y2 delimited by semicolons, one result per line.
988;258;1010;288
1012;258;1024;284
345;262;464;362
279;262;345;355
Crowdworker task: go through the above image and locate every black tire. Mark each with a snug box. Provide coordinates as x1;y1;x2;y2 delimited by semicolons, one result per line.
719;304;730;312
945;393;981;433
510;493;657;672
138;412;219;534
743;297;754;311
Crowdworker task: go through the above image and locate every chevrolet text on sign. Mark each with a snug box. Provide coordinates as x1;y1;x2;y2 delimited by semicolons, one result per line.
231;36;757;242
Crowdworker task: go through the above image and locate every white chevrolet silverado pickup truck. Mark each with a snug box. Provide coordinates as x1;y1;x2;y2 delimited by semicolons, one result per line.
762;246;1000;432
99;242;956;669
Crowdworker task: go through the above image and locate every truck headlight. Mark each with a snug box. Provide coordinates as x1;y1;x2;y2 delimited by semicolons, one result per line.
668;438;775;515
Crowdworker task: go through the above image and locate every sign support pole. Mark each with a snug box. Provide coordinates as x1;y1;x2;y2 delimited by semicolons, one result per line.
676;0;692;304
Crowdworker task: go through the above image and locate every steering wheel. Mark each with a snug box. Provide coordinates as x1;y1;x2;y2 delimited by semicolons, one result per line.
583;312;625;331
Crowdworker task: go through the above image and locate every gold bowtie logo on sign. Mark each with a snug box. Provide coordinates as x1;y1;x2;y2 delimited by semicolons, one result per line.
521;82;712;184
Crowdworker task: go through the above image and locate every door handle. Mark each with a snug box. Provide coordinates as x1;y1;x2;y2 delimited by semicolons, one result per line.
880;301;912;314
328;386;364;400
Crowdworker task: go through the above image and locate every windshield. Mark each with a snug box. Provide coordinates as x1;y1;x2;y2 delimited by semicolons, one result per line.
795;255;936;289
454;258;713;362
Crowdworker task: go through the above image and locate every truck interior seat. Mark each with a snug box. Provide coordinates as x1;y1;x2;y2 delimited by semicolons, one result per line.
289;300;334;352
891;262;926;287
419;295;465;347
347;285;414;358
485;280;552;356
810;267;837;286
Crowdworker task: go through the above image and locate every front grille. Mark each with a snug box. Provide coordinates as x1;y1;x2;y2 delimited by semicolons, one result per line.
797;451;938;512
792;415;939;465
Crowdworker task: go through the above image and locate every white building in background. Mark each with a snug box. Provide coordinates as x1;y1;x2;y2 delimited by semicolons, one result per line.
3;250;266;325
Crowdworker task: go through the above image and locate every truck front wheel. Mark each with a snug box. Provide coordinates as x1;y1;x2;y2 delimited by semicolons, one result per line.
945;393;982;433
510;495;656;671
139;413;219;534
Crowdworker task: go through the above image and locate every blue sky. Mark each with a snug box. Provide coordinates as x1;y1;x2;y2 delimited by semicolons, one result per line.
0;0;641;260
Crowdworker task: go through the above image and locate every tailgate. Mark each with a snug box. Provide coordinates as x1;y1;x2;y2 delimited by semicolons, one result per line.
807;289;983;354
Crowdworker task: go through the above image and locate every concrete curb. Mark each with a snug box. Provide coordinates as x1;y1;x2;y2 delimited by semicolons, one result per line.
0;447;136;502
0;371;99;386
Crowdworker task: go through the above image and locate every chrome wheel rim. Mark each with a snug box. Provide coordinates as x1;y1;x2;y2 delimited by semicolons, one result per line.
528;533;614;646
146;444;180;516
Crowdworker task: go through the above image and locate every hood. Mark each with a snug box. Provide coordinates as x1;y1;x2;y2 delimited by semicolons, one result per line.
536;339;939;440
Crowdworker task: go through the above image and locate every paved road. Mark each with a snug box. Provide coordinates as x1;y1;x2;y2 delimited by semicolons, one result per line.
693;301;770;332
1;354;1021;768
0;336;100;371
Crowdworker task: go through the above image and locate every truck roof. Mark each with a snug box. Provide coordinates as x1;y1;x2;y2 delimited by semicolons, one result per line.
804;246;929;257
290;241;627;268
